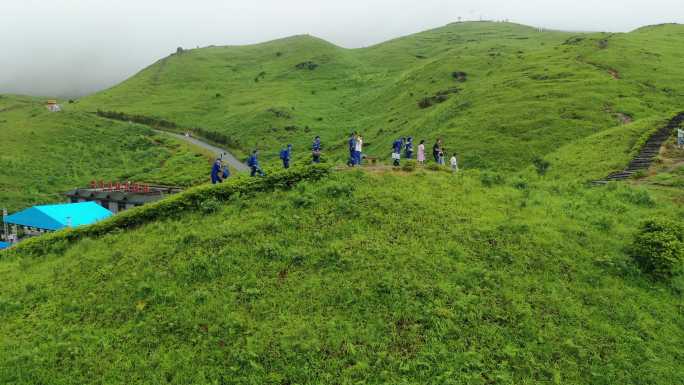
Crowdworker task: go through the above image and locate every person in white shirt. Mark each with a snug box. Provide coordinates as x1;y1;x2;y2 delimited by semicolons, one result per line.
354;135;364;165
450;153;459;172
678;127;684;149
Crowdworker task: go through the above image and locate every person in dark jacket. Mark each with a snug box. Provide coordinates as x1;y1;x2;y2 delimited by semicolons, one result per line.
312;136;322;163
211;159;223;184
347;132;357;166
247;150;265;177
392;138;403;166
280;144;293;169
432;139;443;163
405;137;414;159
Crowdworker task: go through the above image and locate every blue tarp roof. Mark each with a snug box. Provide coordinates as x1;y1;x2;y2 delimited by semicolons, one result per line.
0;242;9;250
4;202;113;231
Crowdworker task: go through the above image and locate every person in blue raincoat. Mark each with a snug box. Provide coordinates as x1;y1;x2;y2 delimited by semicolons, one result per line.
280;144;293;169
247;150;265;177
405;137;414;159
312;136;322;163
392;138;404;166
211;159;223;184
347;132;357;166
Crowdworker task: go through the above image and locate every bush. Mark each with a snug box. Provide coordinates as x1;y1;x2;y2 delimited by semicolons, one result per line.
200;198;222;214
402;160;417;172
631;219;684;280
5;165;331;258
480;171;505;187
295;61;318;70
533;156;550;176
418;98;433;109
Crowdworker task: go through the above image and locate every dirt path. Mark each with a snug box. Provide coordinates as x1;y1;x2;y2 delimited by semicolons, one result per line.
155;130;250;173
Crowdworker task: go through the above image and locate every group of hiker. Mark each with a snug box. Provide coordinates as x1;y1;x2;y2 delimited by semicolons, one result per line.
349;133;459;171
211;133;459;183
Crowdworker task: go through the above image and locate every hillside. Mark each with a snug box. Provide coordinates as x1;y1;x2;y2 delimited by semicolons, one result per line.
1;21;684;385
77;22;684;173
0;95;209;211
1;165;683;384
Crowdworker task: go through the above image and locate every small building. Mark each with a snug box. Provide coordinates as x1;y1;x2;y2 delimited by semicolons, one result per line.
65;182;183;214
46;100;61;112
3;202;113;233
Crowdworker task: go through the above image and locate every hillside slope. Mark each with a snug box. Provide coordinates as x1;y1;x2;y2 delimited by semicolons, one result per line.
0;96;209;211
1;166;683;384
78;22;684;172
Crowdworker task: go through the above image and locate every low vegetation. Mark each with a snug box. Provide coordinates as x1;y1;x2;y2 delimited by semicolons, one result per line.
1;167;683;384
74;22;684;170
0;97;208;211
1;22;684;384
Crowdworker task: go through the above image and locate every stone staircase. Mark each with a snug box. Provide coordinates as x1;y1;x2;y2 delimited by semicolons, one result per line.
593;113;684;185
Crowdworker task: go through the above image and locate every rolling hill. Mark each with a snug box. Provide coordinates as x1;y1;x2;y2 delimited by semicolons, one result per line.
0;95;209;211
1;21;684;384
75;22;684;173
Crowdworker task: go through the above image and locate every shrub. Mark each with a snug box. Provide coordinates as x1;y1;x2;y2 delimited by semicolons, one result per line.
533;156;550;176
5;165;331;258
631;219;684;280
418;98;433;109
322;181;355;198
480;171;505;187
619;187;655;207
295;61;318;70
200;198;222;214
402;160;417;172
452;71;468;81
426;163;442;171
512;177;528;190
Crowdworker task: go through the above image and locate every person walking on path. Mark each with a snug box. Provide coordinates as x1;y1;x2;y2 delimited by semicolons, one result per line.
432;139;441;163
248;150;265;177
392;137;403;166
678;127;684;149
417;140;426;165
354;134;364;166
348;132;357;166
405;137;414;159
211;159;223;184
450;153;459;172
280;144;293;169
312;136;322;163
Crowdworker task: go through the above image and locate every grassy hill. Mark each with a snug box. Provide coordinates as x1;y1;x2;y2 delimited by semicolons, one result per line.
76;22;684;172
1;21;684;384
1;165;683;384
0;95;209;211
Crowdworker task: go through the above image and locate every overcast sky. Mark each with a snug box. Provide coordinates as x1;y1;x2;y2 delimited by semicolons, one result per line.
1;0;682;97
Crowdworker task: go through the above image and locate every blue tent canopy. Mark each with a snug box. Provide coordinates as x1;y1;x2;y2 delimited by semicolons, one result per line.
4;202;113;231
0;242;9;250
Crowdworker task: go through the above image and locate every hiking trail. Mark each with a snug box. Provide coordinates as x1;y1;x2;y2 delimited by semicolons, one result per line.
155;130;250;173
593;112;684;185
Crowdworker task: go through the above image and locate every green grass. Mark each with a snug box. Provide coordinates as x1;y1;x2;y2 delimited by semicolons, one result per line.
1;167;683;384
75;22;684;172
0;95;209;211
1;21;684;384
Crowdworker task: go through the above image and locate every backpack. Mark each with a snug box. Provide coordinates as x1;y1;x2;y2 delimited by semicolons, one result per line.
280;149;288;160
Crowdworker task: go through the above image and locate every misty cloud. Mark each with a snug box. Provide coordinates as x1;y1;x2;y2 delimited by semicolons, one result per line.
2;0;682;97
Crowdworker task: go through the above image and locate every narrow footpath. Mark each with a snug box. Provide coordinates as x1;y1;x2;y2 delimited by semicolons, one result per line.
593;112;684;185
155;130;250;173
